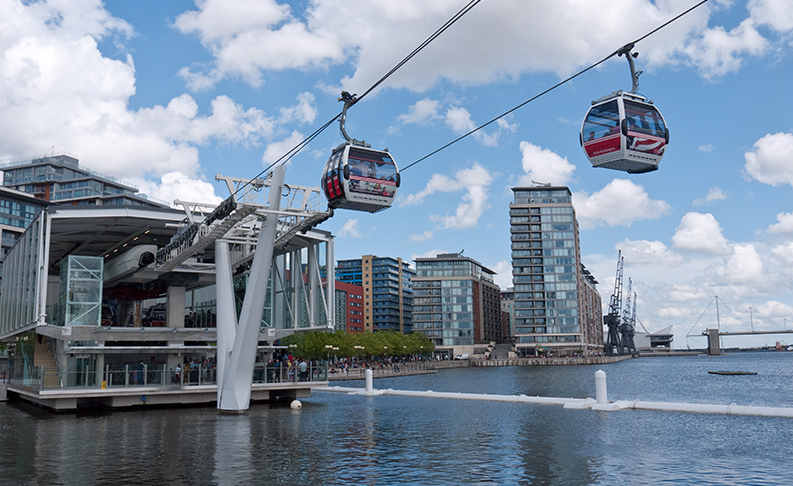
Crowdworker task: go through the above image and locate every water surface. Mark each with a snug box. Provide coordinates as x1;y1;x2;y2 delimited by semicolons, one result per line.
2;352;791;485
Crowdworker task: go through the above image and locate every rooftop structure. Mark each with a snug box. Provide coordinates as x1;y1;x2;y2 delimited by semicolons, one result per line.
1;153;167;208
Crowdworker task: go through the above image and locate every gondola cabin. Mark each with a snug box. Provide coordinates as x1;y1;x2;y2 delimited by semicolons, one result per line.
580;92;669;174
321;143;400;213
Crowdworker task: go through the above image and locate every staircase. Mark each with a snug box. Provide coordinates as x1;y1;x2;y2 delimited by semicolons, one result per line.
33;340;62;389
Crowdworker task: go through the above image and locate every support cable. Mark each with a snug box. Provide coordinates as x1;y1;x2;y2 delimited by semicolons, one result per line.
229;0;485;199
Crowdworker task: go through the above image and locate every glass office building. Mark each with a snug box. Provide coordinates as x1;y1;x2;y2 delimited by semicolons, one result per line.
413;253;503;357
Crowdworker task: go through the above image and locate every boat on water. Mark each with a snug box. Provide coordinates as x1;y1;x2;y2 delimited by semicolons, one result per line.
708;371;758;376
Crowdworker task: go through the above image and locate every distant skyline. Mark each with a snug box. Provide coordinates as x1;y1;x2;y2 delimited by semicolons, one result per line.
2;0;793;348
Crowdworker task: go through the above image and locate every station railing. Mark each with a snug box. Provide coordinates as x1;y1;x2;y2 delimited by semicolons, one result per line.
5;362;328;391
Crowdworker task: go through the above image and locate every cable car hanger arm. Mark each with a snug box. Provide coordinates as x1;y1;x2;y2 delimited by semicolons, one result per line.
338;91;371;148
616;43;642;94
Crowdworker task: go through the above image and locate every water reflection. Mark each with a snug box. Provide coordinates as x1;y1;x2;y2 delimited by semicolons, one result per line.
214;414;251;485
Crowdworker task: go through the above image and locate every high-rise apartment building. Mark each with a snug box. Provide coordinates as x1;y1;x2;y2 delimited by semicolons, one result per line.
510;186;603;356
1;153;167;208
412;253;503;356
336;255;414;333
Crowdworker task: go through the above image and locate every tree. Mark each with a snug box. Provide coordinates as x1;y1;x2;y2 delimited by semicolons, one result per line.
280;330;435;360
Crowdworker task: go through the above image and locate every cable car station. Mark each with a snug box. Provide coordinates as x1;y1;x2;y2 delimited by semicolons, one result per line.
0;167;336;411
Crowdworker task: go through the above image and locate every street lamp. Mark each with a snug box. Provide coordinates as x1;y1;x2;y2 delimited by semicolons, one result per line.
325;344;333;362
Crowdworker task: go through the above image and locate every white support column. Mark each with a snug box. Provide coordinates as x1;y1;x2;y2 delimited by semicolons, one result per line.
215;240;236;395
307;244;317;328
274;254;286;330
326;237;335;328
166;285;186;328
218;164;285;412
291;250;301;329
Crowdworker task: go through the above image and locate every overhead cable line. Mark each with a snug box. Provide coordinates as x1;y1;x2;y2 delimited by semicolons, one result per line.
401;0;710;172
354;0;483;106
228;0;484;200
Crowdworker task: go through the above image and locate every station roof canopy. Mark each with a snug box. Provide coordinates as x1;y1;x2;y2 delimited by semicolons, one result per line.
46;205;185;268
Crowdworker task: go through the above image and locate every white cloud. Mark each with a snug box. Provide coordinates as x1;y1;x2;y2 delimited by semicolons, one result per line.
397;98;442;125
698;144;714;152
680;18;768;79
766;212;793;234
278;92;317;125
771;242;793;264
401;163;493;230
712;243;764;285
617;239;686;266
491;259;512;290
444;106;515;147
174;0;342;89
338;219;362;238
167;0;789;94
138;171;223;207
408;231;434;242
573;179;670;230
755;300;793;319
748;0;793;33
261;130;307;166
516;141;575;187
672;212;731;255
0;1;287;185
692;186;727;206
744;132;793;187
445;106;474;133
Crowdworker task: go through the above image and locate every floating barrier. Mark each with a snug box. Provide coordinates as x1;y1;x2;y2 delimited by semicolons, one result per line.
317;369;793;418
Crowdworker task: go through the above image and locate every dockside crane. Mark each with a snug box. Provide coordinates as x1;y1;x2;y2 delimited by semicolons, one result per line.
604;251;624;355
620;278;637;356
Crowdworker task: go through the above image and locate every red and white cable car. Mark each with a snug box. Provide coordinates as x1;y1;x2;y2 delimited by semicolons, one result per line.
321;92;400;213
580;44;669;174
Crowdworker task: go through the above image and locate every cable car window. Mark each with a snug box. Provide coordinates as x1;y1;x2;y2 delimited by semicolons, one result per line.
623;100;665;138
348;158;373;178
373;158;397;181
582;100;619;141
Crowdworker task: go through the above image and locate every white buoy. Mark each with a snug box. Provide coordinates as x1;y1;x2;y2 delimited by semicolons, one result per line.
595;370;607;405
290;400;302;409
365;369;373;393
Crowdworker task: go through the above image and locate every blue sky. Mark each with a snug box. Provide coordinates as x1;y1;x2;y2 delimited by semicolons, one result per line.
2;0;793;348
